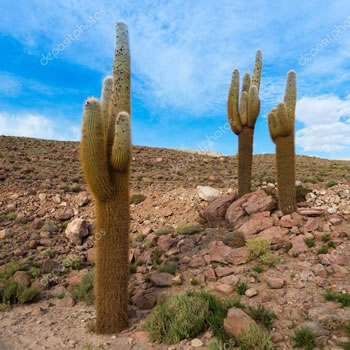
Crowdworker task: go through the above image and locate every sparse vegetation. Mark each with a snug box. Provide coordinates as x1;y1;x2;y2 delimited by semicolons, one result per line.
0;280;40;305
323;288;350;307
248;305;277;329
239;324;275;350
223;231;246;248
260;252;281;267
157;263;178;275
176;223;203;235
247;238;270;260
130;193;146;204
155;225;175;236
291;326;316;350
63;255;82;270
71;270;94;306
317;246;328;255
235;281;248;295
326;180;338;188
304;238;315;248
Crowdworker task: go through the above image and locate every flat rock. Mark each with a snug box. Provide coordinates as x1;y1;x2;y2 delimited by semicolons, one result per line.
208;241;233;264
266;276;284;289
256;226;289;245
215;284;233;295
288;235;309;256
224;308;256;337
150;272;173;287
239;212;274;237
225;246;248;265
214;266;235;277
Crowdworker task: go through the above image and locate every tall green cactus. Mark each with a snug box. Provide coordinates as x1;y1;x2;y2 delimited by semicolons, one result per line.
80;21;131;334
268;70;297;214
227;50;262;197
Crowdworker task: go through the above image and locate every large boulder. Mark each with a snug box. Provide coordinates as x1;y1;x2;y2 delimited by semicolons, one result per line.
203;192;238;226
239;212;274;238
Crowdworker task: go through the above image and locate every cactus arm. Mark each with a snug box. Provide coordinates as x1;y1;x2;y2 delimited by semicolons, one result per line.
247;85;260;128
284;70;297;128
227;69;242;135
239;91;248;126
101;76;113;144
242;72;251;93
268;110;278;143
252;49;262;90
110;112;132;172
80;98;113;201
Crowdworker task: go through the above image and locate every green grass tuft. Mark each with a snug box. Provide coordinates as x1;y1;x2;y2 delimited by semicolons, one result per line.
71;269;94;305
175;223;203;235
291;327;316;350
248;305;277;330
239;325;275;350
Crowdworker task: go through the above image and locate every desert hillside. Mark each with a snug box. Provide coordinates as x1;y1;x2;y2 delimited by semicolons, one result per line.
1;135;350;349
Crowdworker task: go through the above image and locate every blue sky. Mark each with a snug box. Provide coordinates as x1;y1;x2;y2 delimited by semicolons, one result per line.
1;1;350;159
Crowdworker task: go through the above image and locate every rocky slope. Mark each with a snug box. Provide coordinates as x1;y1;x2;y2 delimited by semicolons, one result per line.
1;135;350;350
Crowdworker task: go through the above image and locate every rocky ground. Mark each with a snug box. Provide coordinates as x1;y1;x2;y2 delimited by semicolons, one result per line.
1;135;350;350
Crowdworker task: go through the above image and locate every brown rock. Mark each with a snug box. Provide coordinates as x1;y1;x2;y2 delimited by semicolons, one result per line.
220;274;240;285
204;268;217;282
224;308;256;337
256;226;289;245
208;241;232;264
242;190;276;215
215;266;235;278
215;284;233;295
32;218;44;230
266;276;284;289
203;192;238;226
77;192;90;207
157;234;176;251
304;218;319;232
245;288;258;298
225;193;251;227
278;214;296;228
178;237;196;253
133;292;157;310
288;235;309;256
319;254;350;266
150;272;173;287
239;212;274;237
189;256;206;268
57;295;75;308
87;248;95;263
225;246;248;265
12;271;30;287
0;229;12;239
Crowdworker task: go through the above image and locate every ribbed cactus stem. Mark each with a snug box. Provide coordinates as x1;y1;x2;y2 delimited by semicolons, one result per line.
238;127;254;195
276;136;296;214
80;21;132;334
227;50;262;197
267;70;297;214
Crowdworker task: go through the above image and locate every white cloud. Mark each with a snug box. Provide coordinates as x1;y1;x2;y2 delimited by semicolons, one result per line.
0;112;80;141
295;95;350;152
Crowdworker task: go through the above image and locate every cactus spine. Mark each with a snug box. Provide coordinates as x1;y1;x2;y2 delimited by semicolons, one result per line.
268;70;297;214
80;21;131;334
227;50;262;197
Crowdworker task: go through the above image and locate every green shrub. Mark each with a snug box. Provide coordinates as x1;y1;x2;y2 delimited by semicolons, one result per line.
176;223;203;235
157;263;178;275
223;231;246;248
247;239;270;260
130;193;146;204
327;181;338;188
248;305;277;329
239;325;275;350
304;238;315;248
0;280;40;305
0;261;23;280
144;294;209;344
71;269;94;305
235;282;248;295
155;225;175;236
327;240;336;248
252;265;264;273
291;327;316;350
29;267;41;279
321;232;331;242
317;246;328;255
145;291;236;344
63;255;82;270
323;288;350;307
338;321;350;349
284;242;292;253
260;252;281;267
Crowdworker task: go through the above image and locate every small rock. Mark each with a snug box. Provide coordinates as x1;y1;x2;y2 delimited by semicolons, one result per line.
245;288;258;298
197;186;221;201
266;276;284;289
65;218;89;245
57;295;75;308
150;273;173;287
0;229;11;239
12;271;30;287
191;339;203;347
215;284;233;296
